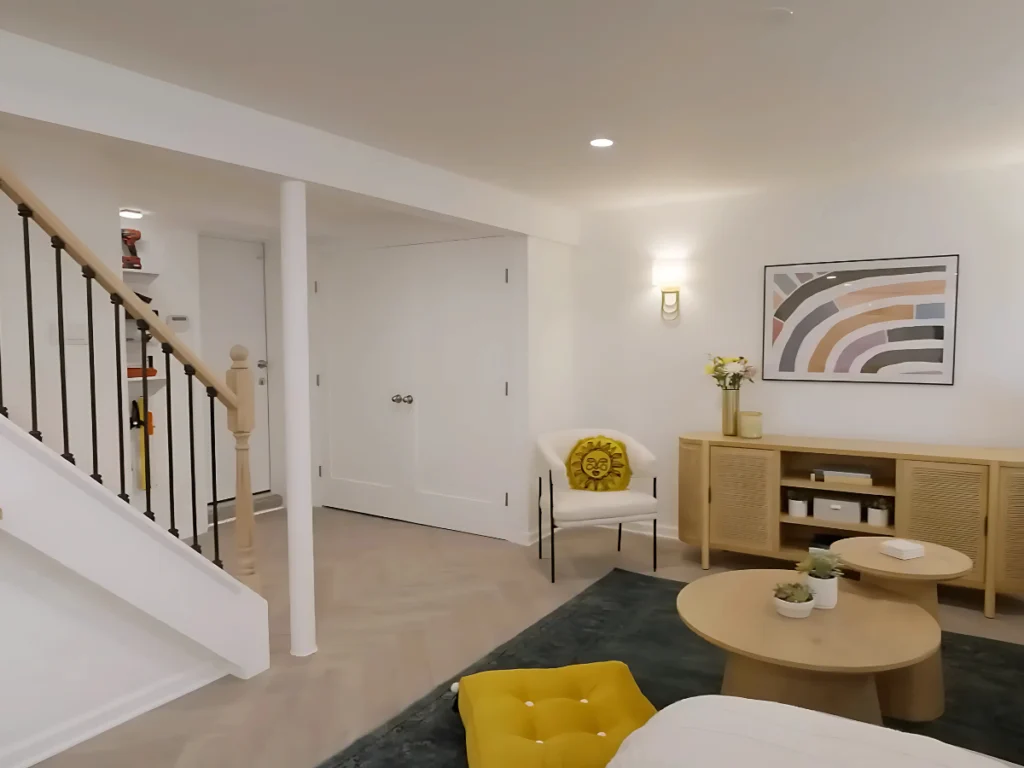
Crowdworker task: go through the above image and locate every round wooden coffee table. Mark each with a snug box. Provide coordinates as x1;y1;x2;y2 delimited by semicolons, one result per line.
676;569;940;725
831;537;972;722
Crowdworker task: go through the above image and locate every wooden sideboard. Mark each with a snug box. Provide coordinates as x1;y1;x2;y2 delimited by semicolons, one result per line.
678;432;1024;617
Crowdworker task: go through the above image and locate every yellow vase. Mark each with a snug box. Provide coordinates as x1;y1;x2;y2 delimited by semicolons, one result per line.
721;389;739;436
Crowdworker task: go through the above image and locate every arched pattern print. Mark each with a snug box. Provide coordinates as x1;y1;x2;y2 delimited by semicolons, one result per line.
762;255;958;385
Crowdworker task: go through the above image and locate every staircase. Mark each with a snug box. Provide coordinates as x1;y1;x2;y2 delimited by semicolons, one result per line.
0;164;269;768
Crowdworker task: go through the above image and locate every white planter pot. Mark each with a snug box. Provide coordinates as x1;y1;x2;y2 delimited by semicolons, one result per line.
806;575;838;609
774;596;815;619
867;507;890;527
788;499;808;518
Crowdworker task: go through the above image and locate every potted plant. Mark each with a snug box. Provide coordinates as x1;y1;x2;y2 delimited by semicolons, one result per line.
867;497;891;528
786;489;808;519
704;355;757;436
797;552;843;610
773;582;815;618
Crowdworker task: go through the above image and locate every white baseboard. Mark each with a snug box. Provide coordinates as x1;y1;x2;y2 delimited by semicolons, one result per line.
2;664;227;768
520;519;679;548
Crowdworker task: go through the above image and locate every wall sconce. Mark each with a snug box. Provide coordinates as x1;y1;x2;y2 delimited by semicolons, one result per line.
652;260;685;320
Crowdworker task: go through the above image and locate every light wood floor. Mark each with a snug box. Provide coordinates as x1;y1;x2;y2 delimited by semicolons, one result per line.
40;508;1024;768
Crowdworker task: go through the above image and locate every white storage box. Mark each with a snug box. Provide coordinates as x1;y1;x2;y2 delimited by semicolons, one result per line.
881;539;925;560
813;496;861;524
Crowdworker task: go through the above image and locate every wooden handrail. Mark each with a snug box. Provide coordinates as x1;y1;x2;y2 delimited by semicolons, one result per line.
0;161;239;411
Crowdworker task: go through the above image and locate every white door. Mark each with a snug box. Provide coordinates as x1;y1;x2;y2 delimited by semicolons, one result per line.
320;238;512;538
199;236;272;501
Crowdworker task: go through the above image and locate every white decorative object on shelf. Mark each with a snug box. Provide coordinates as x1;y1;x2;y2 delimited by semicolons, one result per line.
787;498;808;518
812;496;860;524
867;506;890;527
881;539;925;560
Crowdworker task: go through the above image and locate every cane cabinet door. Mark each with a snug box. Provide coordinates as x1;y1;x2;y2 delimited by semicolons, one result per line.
896;460;988;585
709;446;779;554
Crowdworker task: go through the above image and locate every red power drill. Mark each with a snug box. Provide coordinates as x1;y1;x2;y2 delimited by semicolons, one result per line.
122;228;142;270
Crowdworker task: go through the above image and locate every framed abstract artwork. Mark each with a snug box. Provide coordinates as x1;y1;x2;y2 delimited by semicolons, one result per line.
762;255;959;385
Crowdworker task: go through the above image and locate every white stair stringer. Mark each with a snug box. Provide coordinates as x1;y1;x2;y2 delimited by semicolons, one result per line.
0;416;269;768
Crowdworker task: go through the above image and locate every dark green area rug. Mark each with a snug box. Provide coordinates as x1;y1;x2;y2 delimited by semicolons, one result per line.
318;569;1024;767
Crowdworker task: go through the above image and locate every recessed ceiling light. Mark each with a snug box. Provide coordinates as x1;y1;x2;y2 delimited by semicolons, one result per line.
766;6;794;19
590;138;614;148
826;274;837;279
119;208;144;220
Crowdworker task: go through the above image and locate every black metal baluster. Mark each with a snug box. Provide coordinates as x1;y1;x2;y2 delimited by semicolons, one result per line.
185;365;201;553
18;204;41;440
52;237;74;463
138;320;154;520
83;266;101;482
112;296;129;502
162;343;178;538
208;387;222;567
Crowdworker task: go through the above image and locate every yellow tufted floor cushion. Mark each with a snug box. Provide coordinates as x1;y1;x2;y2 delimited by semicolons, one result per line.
458;661;655;768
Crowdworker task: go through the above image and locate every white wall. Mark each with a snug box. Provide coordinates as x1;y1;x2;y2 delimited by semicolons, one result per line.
573;166;1024;535
524;237;577;542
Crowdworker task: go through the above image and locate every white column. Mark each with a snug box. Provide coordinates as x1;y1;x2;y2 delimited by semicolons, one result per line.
280;179;317;657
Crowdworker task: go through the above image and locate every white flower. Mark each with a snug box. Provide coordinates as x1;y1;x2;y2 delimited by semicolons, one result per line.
723;361;746;375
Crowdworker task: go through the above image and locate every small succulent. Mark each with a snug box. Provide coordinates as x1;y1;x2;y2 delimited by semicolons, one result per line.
872;497;892;512
797;552;843;580
774;582;813;603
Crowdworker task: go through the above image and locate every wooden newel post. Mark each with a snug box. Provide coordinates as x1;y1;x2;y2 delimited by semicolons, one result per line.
226;345;260;594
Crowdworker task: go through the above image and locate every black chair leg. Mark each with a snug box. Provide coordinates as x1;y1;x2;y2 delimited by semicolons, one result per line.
617;523;622;552
549;470;556;583
653;519;657;571
652;477;658;571
537;476;542;560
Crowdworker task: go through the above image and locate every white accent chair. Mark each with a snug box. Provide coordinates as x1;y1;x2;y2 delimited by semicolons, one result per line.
537;429;658;583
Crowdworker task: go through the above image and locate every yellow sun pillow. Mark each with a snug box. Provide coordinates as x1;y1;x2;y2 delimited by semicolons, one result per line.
566;435;632;491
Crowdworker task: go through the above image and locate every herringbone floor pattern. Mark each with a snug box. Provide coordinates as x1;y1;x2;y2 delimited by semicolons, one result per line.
40;508;1024;768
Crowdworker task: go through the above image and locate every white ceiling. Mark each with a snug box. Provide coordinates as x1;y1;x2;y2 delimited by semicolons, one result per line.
0;113;501;245
2;0;1024;207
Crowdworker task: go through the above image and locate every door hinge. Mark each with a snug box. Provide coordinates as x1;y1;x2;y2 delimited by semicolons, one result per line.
316;374;320;386
314;280;318;293
708;487;712;503
504;268;508;284
984;517;989;535
505;381;508;396
505;492;509;507
318;465;322;477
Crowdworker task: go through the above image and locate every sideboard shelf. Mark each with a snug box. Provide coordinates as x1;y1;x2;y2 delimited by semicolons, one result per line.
779;513;894;536
678;432;1024;618
781;476;897;497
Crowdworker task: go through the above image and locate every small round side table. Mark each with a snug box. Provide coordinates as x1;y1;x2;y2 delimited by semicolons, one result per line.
831;536;973;722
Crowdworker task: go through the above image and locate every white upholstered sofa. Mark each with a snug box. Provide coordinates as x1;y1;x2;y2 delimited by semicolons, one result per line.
608;695;1011;768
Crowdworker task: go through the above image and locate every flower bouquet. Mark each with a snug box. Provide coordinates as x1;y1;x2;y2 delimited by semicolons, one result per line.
705;356;757;435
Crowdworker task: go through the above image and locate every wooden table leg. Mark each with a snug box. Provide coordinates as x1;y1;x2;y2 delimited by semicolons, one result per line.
861;574;944;722
721;653;882;725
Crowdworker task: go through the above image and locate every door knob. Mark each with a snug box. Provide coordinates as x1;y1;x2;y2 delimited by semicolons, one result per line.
391;394;403;403
257;359;268;369
402;395;414;404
